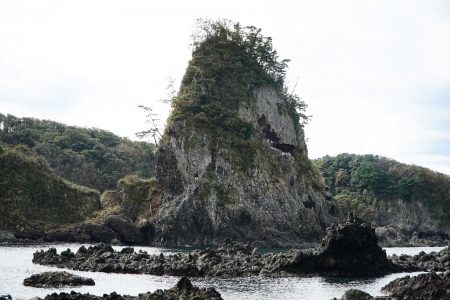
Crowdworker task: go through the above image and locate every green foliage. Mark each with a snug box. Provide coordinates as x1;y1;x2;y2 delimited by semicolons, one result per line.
164;19;310;172
0;113;156;191
0;146;100;230
314;153;450;228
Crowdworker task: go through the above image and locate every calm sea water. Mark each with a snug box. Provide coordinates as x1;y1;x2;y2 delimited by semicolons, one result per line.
0;244;444;300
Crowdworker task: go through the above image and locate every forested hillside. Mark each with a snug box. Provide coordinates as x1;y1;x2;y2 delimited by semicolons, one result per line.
0;113;155;190
0;145;100;231
315;154;450;244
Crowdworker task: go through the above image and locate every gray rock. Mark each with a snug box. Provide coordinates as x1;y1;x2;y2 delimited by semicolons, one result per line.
39;277;222;300
340;289;374;300
33;217;401;278
105;215;144;244
382;272;450;299
23;271;94;288
152;85;343;246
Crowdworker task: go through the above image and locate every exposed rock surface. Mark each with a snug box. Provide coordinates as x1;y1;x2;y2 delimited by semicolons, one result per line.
35;277;222;300
336;289;383;300
382;272;450;300
146;23;344;247
153;86;342;246
390;246;450;272
376;225;449;247
23;271;95;288
0;295;12;300
33;218;400;277
282;215;400;276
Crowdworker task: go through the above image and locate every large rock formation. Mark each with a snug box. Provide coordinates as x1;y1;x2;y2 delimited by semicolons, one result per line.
151;21;342;246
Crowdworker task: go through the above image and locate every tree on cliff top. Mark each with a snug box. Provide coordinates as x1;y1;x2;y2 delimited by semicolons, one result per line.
139;19;310;145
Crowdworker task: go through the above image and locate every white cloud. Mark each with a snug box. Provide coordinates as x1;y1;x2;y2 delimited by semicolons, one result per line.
0;0;450;174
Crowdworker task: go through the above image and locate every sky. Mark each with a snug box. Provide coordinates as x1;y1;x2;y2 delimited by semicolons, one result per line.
1;0;450;175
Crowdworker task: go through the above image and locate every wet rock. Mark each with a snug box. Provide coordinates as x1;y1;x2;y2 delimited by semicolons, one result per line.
339;289;375;300
281;215;400;276
36;277;222;300
23;271;95;288
382;272;450;299
33;217;402;278
390;246;450;272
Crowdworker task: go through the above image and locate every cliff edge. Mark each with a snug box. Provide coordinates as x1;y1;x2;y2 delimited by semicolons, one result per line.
151;20;343;246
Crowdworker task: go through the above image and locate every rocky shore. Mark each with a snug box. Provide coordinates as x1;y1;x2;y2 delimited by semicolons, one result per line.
33;217;401;278
337;271;450;300
34;277;222;300
382;271;450;299
23;271;95;288
390;246;450;272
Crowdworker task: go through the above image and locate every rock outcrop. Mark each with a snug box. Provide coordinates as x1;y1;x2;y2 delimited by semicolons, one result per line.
390;246;450;272
23;271;95;288
151;22;342;247
281;215;399;276
33;218;399;278
382;272;450;300
35;277;222;300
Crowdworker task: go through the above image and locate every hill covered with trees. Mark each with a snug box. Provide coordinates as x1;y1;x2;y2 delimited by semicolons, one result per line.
0;145;100;231
314;154;450;245
0;113;156;191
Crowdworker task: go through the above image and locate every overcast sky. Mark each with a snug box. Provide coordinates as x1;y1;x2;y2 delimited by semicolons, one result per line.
1;0;450;175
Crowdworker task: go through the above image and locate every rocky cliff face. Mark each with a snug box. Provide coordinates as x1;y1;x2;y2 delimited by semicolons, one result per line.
151;23;343;246
153;87;342;247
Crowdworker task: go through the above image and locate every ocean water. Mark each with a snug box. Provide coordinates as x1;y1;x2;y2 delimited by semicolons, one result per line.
0;244;444;300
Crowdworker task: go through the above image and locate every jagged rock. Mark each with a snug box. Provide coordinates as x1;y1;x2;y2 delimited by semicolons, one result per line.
390;246;450;272
382;272;450;299
33;218;401;278
153;83;343;247
145;22;344;247
338;289;376;300
34;277;222;300
23;271;95;288
281;215;400;276
376;225;450;247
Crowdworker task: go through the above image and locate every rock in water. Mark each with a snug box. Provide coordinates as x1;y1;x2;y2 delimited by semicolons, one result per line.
152;21;342;247
382;272;450;300
282;216;399;276
338;289;375;300
36;277;222;300
23;271;95;288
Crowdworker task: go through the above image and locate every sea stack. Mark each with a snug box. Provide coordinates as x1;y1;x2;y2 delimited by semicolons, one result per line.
152;20;343;246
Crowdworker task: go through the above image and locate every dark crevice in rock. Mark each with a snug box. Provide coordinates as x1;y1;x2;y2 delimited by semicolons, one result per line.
258;115;295;154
